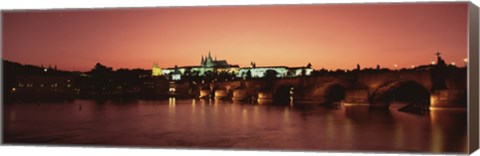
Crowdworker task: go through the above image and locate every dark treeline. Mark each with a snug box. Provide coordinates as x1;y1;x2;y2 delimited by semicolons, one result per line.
3;60;159;101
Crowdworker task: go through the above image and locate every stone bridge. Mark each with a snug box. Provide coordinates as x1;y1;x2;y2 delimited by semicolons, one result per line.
196;69;466;109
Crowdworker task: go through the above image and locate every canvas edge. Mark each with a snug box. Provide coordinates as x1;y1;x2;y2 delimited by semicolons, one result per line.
0;1;471;14
0;2;476;155
0;10;5;145
468;1;479;154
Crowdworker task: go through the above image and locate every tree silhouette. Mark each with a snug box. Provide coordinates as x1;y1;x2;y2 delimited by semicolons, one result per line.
264;70;278;79
245;70;252;79
89;63;114;95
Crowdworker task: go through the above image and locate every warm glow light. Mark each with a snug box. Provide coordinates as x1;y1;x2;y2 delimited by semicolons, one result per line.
411;65;415;68
431;61;435;65
464;58;468;62
11;88;16;91
43;68;47;72
451;62;455;66
168;97;176;106
430;96;437;107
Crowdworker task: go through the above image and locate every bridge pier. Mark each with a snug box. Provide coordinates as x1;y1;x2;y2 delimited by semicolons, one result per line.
232;89;248;101
257;90;273;104
343;89;370;105
214;89;228;100
199;89;211;99
430;89;466;110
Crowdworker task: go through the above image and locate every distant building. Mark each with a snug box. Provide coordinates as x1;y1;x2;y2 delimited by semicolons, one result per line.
152;63;162;76
153;51;240;80
152;51;312;80
237;66;313;78
12;75;76;98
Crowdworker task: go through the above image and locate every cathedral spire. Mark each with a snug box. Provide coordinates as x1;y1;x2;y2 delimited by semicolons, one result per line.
201;55;205;65
208;50;212;59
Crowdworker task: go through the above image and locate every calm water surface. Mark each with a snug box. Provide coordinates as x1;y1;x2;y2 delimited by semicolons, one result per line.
3;99;467;153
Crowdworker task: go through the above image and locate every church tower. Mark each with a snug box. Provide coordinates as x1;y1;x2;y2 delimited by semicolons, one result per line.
205;51;214;67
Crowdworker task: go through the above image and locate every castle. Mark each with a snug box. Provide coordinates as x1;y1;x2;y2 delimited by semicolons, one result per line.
152;51;312;80
200;52;230;68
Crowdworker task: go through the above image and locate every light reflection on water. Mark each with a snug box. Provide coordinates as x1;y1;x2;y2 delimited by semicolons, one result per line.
3;98;467;153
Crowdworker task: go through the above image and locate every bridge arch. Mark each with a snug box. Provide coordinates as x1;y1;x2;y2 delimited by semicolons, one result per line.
371;80;430;108
324;83;346;104
273;84;296;103
309;82;349;105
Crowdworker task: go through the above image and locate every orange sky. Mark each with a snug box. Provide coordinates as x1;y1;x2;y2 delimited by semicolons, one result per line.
3;2;468;72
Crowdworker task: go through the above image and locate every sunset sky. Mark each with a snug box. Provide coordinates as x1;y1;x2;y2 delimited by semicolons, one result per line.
2;2;468;72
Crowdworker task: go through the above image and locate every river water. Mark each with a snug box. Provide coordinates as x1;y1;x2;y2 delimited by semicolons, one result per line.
3;99;468;154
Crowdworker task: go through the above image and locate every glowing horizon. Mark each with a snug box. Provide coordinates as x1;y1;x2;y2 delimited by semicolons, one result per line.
3;3;468;72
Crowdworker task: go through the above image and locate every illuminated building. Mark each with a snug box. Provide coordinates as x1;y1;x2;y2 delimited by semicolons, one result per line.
237;64;313;78
152;63;162;76
154;51;239;80
152;51;312;80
